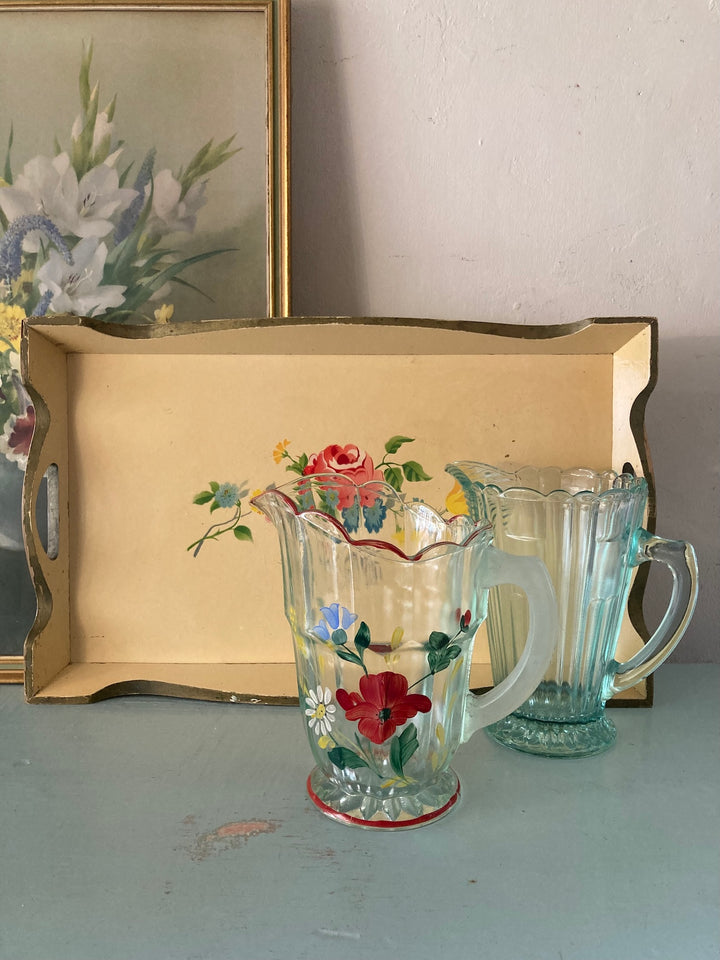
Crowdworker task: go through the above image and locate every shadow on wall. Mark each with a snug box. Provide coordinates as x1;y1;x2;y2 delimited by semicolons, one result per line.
644;333;719;663
290;0;365;316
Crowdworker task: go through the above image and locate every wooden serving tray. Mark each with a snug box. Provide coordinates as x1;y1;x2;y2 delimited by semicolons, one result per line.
21;315;657;704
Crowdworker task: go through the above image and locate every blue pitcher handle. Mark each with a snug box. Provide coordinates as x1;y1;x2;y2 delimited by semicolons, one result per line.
607;531;698;696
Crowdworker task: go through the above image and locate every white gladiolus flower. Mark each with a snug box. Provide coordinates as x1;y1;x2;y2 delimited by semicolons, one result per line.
37;237;126;317
145;169;207;235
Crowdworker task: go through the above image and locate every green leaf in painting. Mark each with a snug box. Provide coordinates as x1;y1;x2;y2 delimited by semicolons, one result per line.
328;747;369;771
209;482;220;492
3;123;13;187
193;490;214;505
402;461;432;482
233;526;253;542
209;500;221;513
384;435;414;454
384;466;404;491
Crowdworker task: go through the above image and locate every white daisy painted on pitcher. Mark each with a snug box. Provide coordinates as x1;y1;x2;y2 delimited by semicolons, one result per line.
305;687;336;737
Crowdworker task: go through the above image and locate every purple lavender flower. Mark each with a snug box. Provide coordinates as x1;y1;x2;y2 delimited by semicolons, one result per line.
0;214;72;284
114;148;156;243
34;290;54;316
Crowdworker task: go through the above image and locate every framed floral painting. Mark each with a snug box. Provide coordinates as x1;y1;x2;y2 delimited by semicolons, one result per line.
0;0;290;677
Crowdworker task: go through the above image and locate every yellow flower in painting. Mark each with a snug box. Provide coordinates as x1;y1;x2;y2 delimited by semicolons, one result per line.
0;303;27;352
445;480;469;516
154;303;175;323
272;438;290;464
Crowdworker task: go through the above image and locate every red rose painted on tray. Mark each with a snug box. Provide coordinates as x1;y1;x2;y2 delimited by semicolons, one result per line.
301;602;474;781
189;436;431;554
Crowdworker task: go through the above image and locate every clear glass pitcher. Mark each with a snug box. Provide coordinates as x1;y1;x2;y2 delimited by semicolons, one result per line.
251;474;557;829
446;462;699;758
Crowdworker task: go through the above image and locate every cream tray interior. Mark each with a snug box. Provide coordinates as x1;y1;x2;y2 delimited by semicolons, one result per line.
21;315;657;704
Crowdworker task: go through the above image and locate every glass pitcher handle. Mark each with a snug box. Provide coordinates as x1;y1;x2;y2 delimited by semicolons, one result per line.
607;531;699;696
461;548;557;742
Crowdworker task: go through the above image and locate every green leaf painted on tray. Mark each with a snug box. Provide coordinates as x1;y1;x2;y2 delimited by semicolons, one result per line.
328;747;369;771
209;500;221;513
384;435;414;454
384;466;404;491
233;526;253;542
402;461;432;482
193;490;214;505
209;481;220;492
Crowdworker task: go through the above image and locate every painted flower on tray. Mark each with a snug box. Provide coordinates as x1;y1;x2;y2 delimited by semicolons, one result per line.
336;671;432;745
302;444;384;509
213;482;240;509
305;686;336;737
189;434;432;550
188;481;252;556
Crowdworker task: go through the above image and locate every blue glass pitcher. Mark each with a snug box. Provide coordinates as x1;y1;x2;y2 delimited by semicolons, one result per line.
252;474;557;828
447;462;699;757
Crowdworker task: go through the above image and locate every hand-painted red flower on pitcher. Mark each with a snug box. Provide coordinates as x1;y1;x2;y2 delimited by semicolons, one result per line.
336;671;432;745
303;443;384;508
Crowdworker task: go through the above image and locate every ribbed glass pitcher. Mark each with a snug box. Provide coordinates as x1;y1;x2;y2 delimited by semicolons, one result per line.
446;463;698;758
252;474;557;828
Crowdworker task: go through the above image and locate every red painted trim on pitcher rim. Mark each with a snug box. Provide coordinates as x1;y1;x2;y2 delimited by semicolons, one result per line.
306;774;461;828
251;487;491;563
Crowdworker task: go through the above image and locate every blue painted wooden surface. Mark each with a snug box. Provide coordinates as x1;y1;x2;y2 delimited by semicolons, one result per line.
1;665;718;960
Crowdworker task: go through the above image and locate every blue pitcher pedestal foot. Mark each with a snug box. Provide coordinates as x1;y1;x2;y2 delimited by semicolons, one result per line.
486;713;617;758
307;767;461;830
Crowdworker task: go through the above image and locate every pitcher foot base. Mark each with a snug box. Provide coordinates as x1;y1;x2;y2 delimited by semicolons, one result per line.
486;714;617;758
307;767;460;829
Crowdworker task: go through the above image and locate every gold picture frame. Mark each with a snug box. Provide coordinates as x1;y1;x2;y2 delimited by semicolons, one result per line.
0;0;291;677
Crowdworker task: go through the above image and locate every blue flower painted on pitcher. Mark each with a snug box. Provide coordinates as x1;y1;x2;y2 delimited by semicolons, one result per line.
312;603;358;642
